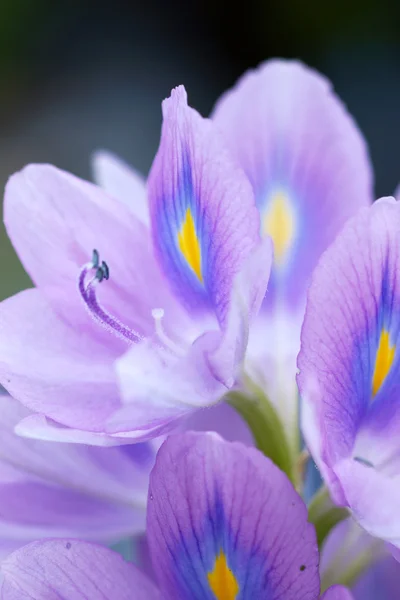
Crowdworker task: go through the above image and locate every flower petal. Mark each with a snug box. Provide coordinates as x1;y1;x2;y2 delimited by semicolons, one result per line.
300;377;346;504
212;59;373;311
0;540;160;599
182;401;254;445
0;395;153;505
208;236;272;387
92;150;149;224
321;586;354;600
334;459;400;547
0;481;139;546
0;289;120;431
111;239;272;437
298;198;400;538
148;85;260;323
390;544;400;563
110;334;228;436
0;395;152;548
0;289;187;442
147;432;319;600
4;163;182;337
13;414;148;446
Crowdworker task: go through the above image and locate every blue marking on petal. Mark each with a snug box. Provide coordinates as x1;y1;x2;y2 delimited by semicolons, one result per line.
168;494;270;599
353;267;400;425
157;147;209;302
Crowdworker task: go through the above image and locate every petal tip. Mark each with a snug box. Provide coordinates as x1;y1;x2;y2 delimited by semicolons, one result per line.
162;85;188;116
375;195;397;206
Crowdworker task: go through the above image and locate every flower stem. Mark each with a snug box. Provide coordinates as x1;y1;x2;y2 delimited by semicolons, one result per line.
227;388;296;486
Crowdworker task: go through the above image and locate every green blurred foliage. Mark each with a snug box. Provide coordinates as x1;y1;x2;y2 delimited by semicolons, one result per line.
0;0;82;69
0;0;88;299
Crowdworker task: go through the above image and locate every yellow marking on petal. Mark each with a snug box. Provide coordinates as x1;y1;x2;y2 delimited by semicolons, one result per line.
372;329;395;397
263;191;295;266
207;551;239;600
177;208;203;282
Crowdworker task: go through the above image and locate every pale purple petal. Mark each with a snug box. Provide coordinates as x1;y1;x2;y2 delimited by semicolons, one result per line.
182;401;253;445
0;481;140;546
0;540;160;599
0;289;190;440
92;150;149;224
13;414;147;446
334;459;400;546
207;236;272;388
0;289;120;431
147;432;319;599
213;59;373;311
300;378;347;504
0;395;153;549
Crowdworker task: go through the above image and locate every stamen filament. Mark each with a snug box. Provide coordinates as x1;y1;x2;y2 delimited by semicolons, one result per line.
78;252;142;344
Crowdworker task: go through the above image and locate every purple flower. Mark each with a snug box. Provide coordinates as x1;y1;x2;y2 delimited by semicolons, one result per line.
0;392;256;559
0;86;271;444
0;394;155;557
298;197;400;548
211;60;373;444
0;60;372;447
0;432;352;600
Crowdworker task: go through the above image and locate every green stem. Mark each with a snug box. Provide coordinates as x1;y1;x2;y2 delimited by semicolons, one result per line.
308;486;349;549
227;389;296;486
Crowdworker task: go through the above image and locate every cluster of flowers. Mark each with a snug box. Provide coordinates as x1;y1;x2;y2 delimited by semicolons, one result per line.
0;59;398;599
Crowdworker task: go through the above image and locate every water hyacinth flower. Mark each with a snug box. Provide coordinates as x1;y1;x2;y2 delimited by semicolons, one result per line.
298;197;400;548
92;60;374;461
0;86;272;444
0;394;154;557
211;60;373;447
0;432;352;600
0;59;372;457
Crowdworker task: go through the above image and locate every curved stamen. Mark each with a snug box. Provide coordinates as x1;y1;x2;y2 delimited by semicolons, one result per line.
78;250;142;344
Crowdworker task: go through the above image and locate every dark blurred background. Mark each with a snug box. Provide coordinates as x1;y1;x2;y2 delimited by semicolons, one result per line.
1;0;400;298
